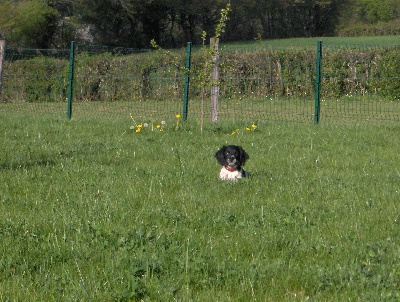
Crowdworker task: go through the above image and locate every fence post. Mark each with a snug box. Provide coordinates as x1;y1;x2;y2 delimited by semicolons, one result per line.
314;41;322;124
210;38;219;123
0;40;6;98
182;42;192;122
67;41;76;120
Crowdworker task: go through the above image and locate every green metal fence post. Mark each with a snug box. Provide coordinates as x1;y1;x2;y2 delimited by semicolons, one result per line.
67;41;75;120
0;40;6;98
314;41;322;124
182;42;192;121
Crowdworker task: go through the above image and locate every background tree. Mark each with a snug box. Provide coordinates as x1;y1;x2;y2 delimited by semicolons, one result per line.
339;0;398;25
358;0;395;23
75;0;135;46
0;0;16;40
8;0;60;48
1;0;398;48
225;0;261;41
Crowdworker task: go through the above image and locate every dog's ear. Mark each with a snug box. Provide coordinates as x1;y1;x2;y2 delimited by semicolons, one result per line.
238;146;249;165
215;146;227;165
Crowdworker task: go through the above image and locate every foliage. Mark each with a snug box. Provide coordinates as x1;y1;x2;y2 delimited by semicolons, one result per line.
2;56;68;102
8;0;60;48
370;50;400;100
1;0;399;48
336;19;400;37
2;40;400;103
0;0;15;39
337;0;399;36
1;113;400;300
358;0;395;23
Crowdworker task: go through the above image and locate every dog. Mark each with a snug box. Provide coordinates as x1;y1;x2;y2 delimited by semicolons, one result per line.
215;145;249;181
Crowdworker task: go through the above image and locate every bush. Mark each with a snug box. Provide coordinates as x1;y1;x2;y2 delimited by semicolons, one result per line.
370;50;400;100
337;20;400;37
3;56;68;102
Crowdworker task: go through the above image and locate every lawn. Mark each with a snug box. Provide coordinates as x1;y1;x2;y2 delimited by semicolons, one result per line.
223;35;400;50
1;112;400;301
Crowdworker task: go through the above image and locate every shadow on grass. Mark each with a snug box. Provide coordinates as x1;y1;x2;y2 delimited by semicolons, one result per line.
0;155;57;171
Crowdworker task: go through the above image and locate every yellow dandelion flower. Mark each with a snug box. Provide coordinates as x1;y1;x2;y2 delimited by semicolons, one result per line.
176;113;181;119
135;128;141;133
251;124;257;129
246;127;251;131
156;124;161;129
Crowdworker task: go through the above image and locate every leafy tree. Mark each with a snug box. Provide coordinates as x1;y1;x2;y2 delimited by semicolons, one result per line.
2;0;398;48
74;0;136;46
358;0;395;23
7;0;60;48
337;0;398;34
0;0;17;40
135;0;173;46
225;0;261;41
174;0;226;45
50;0;80;48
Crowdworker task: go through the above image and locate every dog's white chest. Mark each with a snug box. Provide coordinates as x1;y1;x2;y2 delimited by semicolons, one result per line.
219;167;243;181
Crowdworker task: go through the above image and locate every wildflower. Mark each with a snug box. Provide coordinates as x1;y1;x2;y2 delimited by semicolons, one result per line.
246;127;251;131
135;128;141;133
156;124;161;129
251;124;257;130
175;114;181;130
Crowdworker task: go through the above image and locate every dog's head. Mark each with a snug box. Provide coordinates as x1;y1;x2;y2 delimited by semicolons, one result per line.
215;145;249;169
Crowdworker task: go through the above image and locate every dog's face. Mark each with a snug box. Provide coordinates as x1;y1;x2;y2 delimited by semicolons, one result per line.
215;145;249;168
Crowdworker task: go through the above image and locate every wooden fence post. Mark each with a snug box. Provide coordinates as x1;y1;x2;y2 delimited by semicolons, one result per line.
210;38;219;123
0;40;6;97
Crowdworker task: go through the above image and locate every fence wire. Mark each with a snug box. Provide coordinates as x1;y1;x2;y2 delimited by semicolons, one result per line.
1;42;399;125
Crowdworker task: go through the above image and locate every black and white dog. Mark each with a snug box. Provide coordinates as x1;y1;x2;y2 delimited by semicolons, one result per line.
215;145;249;181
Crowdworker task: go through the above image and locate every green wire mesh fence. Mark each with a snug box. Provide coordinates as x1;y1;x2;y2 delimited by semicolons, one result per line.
212;46;317;123
0;47;69;117
319;43;400;124
68;44;184;121
0;41;399;125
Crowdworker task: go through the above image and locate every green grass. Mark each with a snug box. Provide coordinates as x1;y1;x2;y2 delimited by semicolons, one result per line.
1;112;400;301
223;35;400;50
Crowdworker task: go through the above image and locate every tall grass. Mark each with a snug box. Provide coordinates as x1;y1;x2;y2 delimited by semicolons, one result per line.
1;113;400;301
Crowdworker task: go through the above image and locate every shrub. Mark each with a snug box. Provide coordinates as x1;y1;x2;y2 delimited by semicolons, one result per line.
3;56;68;102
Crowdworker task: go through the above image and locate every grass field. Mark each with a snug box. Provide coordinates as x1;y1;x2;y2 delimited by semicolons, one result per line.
223;35;400;49
1;112;400;301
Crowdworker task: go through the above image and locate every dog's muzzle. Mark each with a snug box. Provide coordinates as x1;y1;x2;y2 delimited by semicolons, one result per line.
227;156;237;165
